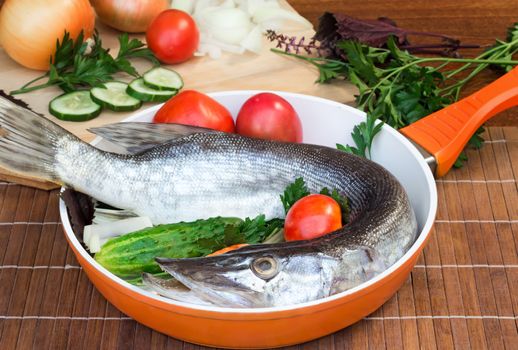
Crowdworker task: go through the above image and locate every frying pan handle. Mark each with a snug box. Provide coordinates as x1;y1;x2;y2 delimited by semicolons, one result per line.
400;66;518;177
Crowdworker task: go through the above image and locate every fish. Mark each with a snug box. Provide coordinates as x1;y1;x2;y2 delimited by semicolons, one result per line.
0;95;417;308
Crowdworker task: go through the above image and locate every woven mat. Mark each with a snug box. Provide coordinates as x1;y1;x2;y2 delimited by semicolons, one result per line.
0;127;516;349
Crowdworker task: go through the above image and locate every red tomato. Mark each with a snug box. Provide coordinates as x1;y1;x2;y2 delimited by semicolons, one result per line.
235;93;303;143
146;10;199;64
284;194;342;241
153;90;235;133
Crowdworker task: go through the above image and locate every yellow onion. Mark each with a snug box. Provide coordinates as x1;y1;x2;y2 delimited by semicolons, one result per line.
90;0;170;33
0;0;95;71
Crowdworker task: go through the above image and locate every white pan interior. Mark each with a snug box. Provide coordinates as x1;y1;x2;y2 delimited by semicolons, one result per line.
60;90;437;313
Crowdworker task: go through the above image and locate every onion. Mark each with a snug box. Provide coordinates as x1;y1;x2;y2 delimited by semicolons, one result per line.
190;0;313;58
197;7;252;45
171;0;196;14
90;0;170;33
0;0;95;70
240;25;263;54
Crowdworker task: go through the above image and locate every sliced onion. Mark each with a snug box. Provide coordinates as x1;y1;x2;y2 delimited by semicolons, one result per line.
191;0;314;58
171;0;196;14
200;38;246;54
240;25;264;54
253;7;313;30
198;7;252;45
237;0;268;16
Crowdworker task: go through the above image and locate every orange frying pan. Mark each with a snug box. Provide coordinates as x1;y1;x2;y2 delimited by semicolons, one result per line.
60;66;518;348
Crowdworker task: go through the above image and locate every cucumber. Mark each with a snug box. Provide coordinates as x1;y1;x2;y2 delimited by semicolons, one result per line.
90;82;142;112
94;217;243;278
49;91;102;121
143;67;183;91
127;78;177;103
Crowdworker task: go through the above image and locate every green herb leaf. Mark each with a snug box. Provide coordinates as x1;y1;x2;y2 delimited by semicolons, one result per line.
453;151;468;168
280;177;310;213
222;224;246;246
12;31;158;95
239;215;285;244
337;113;384;159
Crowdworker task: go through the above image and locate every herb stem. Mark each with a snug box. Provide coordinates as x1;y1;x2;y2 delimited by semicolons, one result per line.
362;56;518;107
271;48;347;66
443;39;517;79
19;74;49;90
11;82;56;95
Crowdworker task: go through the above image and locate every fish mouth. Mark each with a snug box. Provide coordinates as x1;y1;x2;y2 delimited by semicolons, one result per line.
146;256;269;308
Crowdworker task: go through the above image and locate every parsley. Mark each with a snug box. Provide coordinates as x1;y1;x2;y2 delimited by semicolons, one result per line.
272;22;518;166
218;215;285;247
319;187;350;225
280;177;310;213
336;113;384;158
12;31;158;95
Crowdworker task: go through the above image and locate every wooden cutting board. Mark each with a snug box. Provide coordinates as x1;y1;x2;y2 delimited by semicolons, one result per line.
0;1;356;190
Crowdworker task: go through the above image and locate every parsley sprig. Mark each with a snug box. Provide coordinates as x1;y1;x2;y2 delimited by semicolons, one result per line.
12;31;159;95
272;23;518;165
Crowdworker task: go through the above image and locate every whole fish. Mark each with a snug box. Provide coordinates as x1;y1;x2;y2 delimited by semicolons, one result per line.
0;96;417;308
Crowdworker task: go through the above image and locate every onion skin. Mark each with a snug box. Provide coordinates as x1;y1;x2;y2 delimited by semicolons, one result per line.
90;0;170;33
0;0;95;71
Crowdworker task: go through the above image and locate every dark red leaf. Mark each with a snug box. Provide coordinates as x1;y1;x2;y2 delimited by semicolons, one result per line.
333;13;407;47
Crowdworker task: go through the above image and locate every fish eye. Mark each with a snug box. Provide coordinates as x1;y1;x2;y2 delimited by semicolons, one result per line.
251;256;279;280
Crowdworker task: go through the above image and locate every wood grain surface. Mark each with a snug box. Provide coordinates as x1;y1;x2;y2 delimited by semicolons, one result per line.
0;126;515;349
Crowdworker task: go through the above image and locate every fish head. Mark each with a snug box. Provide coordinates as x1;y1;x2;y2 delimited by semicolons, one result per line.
153;243;385;308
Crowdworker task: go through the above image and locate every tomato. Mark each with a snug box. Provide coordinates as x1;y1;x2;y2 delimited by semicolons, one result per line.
153;90;235;132
146;10;199;64
207;244;249;256
235;92;303;143
284;194;342;241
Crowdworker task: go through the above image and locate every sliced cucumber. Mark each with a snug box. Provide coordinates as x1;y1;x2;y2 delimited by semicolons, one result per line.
127;78;177;103
49;91;102;121
91;82;142;112
143;67;183;91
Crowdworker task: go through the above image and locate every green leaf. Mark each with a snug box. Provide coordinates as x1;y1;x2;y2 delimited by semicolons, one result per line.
280;177;310;213
467;127;485;149
238;215;285;244
14;30;159;95
338;113;384;159
453;152;468;168
222;224;246;246
338;40;380;84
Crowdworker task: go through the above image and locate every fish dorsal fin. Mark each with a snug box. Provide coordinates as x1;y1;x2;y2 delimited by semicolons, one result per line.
88;122;217;154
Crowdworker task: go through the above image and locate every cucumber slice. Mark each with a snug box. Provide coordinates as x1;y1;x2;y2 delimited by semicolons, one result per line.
91;82;142;112
143;67;183;91
49;91;102;121
127;78;177;103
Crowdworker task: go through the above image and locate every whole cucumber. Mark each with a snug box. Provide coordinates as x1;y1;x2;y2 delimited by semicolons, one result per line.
94;217;243;278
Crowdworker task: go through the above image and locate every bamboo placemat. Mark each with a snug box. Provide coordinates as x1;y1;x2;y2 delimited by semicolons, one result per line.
0;127;516;349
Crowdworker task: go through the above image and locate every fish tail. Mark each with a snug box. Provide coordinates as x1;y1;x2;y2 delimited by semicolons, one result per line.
0;96;78;184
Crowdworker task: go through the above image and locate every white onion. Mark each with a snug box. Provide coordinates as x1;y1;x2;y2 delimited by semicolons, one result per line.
190;0;313;58
199;7;252;45
240;25;263;54
253;7;313;30
171;0;196;14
